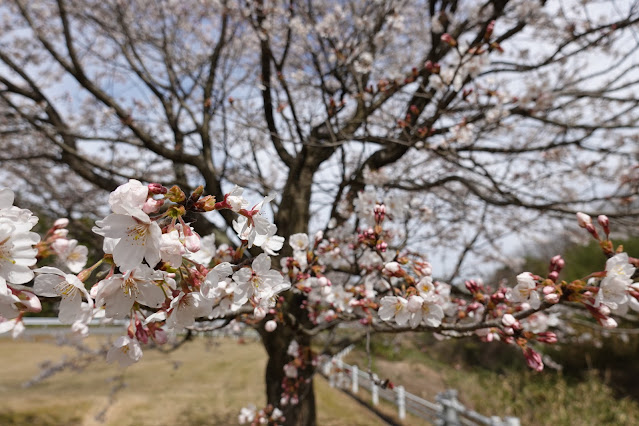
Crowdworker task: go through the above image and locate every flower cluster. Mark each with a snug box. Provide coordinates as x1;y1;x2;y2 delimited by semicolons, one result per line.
2;180;638;420
0;181;291;367
0;188;41;336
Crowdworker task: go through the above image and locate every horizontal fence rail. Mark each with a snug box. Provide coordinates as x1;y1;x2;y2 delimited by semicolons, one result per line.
324;346;519;426
19;318;260;340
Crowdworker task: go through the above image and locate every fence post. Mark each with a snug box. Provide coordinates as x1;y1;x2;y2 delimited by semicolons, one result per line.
372;374;379;406
329;361;336;388
337;358;345;389
351;365;358;393
437;389;461;426
397;385;406;420
504;417;520;426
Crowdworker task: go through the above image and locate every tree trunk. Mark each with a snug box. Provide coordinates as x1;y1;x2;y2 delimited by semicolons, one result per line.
259;322;316;426
261;151;330;425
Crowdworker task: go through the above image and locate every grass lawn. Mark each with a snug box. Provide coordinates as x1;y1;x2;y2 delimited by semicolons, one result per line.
0;335;384;426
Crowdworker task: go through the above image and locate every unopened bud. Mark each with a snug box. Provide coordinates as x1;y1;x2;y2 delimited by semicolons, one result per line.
548;271;559;282
185;233;201;252
524;347;544;372
254;306;267;320
600;317;617;329
383;262;401;275
576;212;592;228
550;255;565;272
148;183;168;195
440;33;457;46
485;20;495;39
142;198;164;214
53;229;69;237
597;215;610;235
53;218;69;228
544;293;559;304
586;223;600;240
537;332;558;344
374;204;386;222
465;280;479;293
265;320;277;332
318;277;331;287
502;313;517;327
135;325;149;344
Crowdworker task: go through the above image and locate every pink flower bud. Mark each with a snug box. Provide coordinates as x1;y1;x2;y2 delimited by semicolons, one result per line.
440;33;457;46
468;301;481;312
548;271;559;282
374;204;386;222
465;280;479;293
550;255;565;272
586;223;600;240
53;218;69;228
185;234;201;252
142;198;164;214
265;320;277;332
544;293;559;304
254;306;267;320
597;215;610;234
600;317;617;329
576;212;592;228
537;332;557;344
135;325;149;344
148;183;168;194
524;347;544;372
383;262;401;275
502;313;517;327
318;277;331;287
53;229;69;238
542;285;555;294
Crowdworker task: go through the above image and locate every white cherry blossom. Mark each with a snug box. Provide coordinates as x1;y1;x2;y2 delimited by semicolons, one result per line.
509;272;541;309
289;233;309;252
51;238;88;273
109;179;149;219
166;291;212;329
596;253;635;309
34;267;93;324
95;265;167;319
93;213;162;271
106;335;143;367
232;254;289;306
378;296;409;326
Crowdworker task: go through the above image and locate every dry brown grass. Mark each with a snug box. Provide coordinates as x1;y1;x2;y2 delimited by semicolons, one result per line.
0;335;384;426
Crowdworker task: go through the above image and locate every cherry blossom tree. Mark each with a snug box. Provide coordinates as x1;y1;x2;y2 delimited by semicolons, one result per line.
1;1;639;425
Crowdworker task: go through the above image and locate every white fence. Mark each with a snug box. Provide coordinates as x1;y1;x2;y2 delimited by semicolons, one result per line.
323;346;520;426
22;317;127;327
